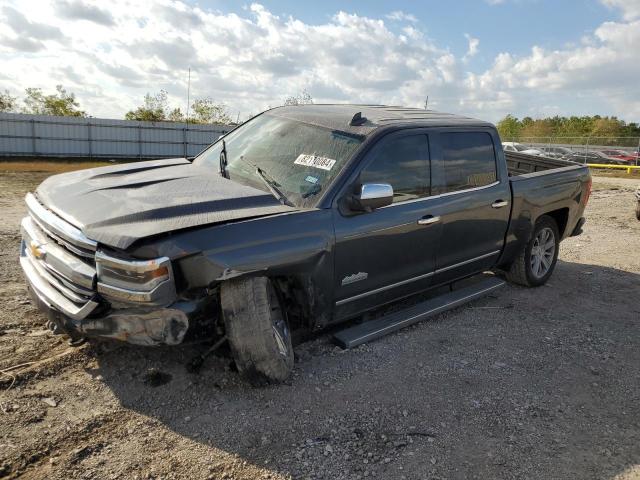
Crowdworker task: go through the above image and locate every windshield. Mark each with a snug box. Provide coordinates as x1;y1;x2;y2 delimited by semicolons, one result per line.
514;144;530;152
194;113;364;207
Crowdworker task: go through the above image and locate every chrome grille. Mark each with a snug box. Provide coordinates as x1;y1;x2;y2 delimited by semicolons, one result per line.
20;193;99;320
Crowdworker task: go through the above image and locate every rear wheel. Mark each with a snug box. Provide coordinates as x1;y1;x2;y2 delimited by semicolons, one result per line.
506;215;560;287
220;277;294;384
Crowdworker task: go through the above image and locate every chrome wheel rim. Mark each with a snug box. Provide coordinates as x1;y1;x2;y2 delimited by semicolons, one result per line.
530;227;555;279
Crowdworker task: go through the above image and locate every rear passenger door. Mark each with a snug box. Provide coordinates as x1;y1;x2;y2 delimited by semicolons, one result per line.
430;129;511;285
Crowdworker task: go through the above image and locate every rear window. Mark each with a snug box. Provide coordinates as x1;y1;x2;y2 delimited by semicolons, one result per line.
442;132;497;193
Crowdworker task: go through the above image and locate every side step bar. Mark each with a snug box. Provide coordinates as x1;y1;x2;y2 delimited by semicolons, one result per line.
333;276;505;349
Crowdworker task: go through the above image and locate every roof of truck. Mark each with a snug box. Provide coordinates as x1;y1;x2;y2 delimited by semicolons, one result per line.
267;104;493;136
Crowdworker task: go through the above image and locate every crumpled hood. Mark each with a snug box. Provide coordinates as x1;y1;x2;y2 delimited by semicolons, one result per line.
35;158;296;250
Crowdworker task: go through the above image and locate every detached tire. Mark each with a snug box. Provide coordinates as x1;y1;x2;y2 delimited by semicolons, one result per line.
636;201;640;221
506;215;560;287
220;277;294;384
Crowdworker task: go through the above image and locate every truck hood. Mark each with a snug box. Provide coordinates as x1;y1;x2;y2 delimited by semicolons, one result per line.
35;158;296;250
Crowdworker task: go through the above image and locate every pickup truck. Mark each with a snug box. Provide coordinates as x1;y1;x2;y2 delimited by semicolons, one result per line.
20;105;591;383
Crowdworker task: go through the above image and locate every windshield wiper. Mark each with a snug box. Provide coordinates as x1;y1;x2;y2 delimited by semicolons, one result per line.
254;166;293;206
219;139;229;179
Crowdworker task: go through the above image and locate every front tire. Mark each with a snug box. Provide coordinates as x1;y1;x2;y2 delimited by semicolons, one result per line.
635;201;640;221
220;277;294;384
506;215;560;287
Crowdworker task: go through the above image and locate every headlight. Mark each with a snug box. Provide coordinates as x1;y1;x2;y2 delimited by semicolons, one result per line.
96;251;177;305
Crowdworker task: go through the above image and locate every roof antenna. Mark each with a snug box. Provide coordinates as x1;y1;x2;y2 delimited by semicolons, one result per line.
350;111;367;126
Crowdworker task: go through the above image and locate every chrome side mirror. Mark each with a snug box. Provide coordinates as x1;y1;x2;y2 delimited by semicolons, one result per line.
353;183;394;211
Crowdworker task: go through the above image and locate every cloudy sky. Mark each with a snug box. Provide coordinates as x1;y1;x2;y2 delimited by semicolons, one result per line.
0;0;639;122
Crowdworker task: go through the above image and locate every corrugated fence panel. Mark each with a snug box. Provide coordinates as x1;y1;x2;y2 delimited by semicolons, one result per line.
0;112;233;159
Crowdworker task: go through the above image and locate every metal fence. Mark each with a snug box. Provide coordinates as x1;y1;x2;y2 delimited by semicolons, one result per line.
501;136;640;166
0;112;233;160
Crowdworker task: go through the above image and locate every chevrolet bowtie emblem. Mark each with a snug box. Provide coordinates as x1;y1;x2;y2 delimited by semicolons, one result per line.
29;240;45;259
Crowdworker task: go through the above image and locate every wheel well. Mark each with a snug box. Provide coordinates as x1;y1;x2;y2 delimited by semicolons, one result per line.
541;208;569;237
271;276;312;331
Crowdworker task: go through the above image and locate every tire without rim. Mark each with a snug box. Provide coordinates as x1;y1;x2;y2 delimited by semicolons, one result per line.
220;277;294;384
506;215;560;287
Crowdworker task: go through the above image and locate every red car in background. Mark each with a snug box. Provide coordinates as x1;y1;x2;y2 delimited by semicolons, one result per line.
600;149;637;163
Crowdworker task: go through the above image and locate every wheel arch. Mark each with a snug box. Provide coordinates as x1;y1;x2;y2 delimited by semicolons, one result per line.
540;207;569;238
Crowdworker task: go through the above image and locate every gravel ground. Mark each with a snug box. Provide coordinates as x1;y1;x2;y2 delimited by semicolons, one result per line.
0;168;639;480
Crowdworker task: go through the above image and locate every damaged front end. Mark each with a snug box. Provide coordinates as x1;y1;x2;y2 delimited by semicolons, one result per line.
20;193;217;346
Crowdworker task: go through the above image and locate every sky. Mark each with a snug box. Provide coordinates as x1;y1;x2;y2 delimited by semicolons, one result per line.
0;0;639;123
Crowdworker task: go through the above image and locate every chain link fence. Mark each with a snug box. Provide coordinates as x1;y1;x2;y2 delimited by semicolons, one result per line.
0;112;233;160
501;136;640;166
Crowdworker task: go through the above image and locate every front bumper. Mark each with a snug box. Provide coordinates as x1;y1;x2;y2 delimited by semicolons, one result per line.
20;238;203;346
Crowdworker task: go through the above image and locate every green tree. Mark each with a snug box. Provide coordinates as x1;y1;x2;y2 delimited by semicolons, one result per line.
189;98;231;124
125;90;169;122
521;118;555;139
496;114;522;140
283;90;313;106
493;114;636;144
590;117;622;138
23;85;86;117
125;92;231;124
0;90;17;112
167;107;185;122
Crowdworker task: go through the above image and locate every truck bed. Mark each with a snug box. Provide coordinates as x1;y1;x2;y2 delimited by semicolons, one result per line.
505;151;578;176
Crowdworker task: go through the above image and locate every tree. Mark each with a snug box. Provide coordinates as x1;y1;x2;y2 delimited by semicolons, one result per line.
125;90;169;122
521;118;555;139
167;107;185;122
590;117;622;139
189;98;231;124
283;90;313;106
494;114;636;144
23;85;86;117
0;90;17;112
125;92;231;124
496;114;522;141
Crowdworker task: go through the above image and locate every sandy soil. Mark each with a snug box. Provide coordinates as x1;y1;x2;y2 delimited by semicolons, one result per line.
0;167;639;480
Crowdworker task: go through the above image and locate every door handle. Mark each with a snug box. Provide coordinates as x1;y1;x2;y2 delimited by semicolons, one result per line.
491;200;509;208
417;215;440;225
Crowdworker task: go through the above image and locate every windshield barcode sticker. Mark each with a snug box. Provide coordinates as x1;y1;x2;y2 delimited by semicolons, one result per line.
294;154;336;171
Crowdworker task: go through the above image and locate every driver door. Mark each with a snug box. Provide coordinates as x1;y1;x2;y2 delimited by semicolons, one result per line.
332;130;441;320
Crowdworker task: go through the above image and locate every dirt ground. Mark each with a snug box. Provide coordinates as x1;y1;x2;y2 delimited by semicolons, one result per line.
0;166;639;480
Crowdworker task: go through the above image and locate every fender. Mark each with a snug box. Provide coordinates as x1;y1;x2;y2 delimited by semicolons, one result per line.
130;209;336;329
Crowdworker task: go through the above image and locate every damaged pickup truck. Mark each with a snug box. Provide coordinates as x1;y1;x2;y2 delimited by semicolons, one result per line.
20;105;591;382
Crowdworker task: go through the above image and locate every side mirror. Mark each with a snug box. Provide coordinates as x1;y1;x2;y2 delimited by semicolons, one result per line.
352;183;394;211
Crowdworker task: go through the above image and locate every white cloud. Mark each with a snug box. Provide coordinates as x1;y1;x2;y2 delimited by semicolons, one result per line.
0;0;638;122
464;16;640;118
463;34;480;62
600;0;640;20
386;11;418;23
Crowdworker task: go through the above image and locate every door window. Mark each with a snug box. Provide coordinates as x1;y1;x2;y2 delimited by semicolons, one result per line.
442;132;497;193
359;135;430;203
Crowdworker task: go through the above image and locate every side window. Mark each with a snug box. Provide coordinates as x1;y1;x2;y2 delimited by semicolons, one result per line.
360;135;430;203
442;132;497;193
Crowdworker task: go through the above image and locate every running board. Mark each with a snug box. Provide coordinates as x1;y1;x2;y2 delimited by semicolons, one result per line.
333;276;505;349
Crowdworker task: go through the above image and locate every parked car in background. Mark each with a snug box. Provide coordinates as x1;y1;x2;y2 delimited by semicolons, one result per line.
539;146;575;159
600;149;637;163
565;151;627;165
502;142;544;156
